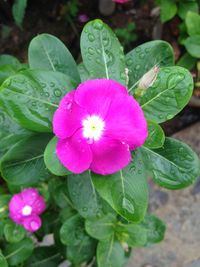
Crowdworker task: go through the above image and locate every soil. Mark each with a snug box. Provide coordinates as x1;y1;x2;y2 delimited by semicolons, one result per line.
0;0;199;134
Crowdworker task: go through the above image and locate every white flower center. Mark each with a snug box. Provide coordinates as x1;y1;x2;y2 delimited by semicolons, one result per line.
22;205;32;216
82;115;105;141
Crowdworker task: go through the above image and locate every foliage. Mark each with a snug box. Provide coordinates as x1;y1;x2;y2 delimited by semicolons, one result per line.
0;19;199;267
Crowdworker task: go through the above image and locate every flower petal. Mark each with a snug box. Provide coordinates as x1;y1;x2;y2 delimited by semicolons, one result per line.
32;196;46;215
90;137;131;175
105;95;148;149
21;188;39;206
9;194;24;223
23;215;41;232
56;129;93;174
74;79;128;118
53;90;88;139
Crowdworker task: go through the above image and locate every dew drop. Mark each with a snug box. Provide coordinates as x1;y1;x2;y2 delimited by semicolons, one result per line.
54;89;62;97
88;33;95;42
139;53;145;59
166;114;173;120
126;58;133;66
82;207;88;212
135;47;141;53
88;47;95;55
93;20;103;30
45;92;50;97
50;82;55;87
134;64;140;71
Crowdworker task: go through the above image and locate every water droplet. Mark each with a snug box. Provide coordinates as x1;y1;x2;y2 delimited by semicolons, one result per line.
88;33;95;42
82;207;88;212
159;114;163;119
93;20;103;30
88;47;95;55
102;37;110;47
96;48;101;54
166;114;173;120
54;89;62;97
138;170;142;174
45;92;50;97
32;101;36;106
96;58;101;64
166;97;170;102
50;82;55;87
179;147;184;152
41;83;46;88
134;64;140;71
135;47;141;53
126;58;133;66
122;197;134;214
145;47;151;53
139;53;145;59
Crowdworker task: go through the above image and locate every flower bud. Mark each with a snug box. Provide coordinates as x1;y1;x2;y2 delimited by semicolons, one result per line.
138;65;159;90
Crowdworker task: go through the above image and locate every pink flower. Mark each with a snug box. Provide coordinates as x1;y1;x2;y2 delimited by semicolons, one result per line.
53;79;148;175
112;0;129;3
9;188;46;232
78;14;89;23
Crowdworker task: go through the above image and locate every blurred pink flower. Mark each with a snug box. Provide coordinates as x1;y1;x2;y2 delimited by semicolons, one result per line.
9;188;46;232
78;14;89;23
53;79;148;175
113;0;129;3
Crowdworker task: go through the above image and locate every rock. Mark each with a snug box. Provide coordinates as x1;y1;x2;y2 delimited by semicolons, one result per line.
98;0;115;16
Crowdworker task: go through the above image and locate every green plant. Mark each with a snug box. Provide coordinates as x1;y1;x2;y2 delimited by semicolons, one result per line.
0;20;199;267
115;22;137;48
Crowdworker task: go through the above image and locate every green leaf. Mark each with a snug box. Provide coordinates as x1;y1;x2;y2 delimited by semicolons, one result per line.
78;62;90;82
97;235;125;267
141;137;200;189
92;150;148;223
0;65;19;86
68;172;102;219
0;134;52;186
0;55;21;68
81;19;126;85
0;109;32;160
177;52;196;70
4;221;25;243
28;34;80;83
4;237;34;266
144;120;165;149
141;214;166;245
160;0;177;22
184;36;200;58
116;223;147;247
185;11;200;36
85;214;117;240
0;69;76;132
12;0;27;28
0;251;8;267
54;183;73;209
125;40;174;92
67;235;96;266
178;1;198;20
44;137;71;176
0;195;11;219
60;214;84;246
24;246;61;267
139;66;193;123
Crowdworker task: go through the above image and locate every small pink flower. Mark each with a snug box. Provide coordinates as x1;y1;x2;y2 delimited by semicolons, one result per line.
112;0;129;3
78;14;89;23
9;188;45;232
53;79;147;175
